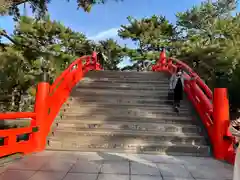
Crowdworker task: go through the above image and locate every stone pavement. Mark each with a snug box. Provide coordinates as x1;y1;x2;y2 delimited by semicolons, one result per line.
0;151;234;180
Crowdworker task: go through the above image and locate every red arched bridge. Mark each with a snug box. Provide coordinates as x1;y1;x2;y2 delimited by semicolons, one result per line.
0;50;236;167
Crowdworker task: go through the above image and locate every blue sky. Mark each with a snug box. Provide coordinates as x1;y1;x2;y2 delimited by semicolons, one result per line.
0;0;239;67
0;0;214;44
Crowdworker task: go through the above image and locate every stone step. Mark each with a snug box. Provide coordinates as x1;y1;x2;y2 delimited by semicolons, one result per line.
65;96;189;107
72;88;170;97
83;76;169;81
52;121;200;134
85;70;166;75
59;110;190;119
48;71;210;157
83;77;168;82
73;88;171;96
57;112;192;122
81;77;169;84
85;71;168;78
61;102;190;112
46;141;210;157
49;129;206;145
60;105;191;116
71;90;170;99
76;83;169;91
68;95;181;102
63;101;189;109
54;116;196;126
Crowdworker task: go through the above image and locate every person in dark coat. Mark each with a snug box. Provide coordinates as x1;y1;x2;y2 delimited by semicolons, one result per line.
169;67;195;111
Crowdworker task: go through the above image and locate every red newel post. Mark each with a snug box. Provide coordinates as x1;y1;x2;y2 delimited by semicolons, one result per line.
213;88;230;160
32;67;50;151
159;48;166;70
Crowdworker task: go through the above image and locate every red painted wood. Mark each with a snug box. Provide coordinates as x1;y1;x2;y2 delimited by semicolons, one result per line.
0;52;101;157
153;51;235;164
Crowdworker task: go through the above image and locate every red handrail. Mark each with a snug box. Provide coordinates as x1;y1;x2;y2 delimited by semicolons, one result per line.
0;52;101;157
0;112;36;120
0;112;37;157
152;51;236;164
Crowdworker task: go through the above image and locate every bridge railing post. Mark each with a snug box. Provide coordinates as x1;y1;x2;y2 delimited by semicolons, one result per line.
32;67;50;151
213;88;230;160
159;48;166;70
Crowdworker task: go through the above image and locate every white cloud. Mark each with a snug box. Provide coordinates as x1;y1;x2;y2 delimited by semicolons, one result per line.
117;57;134;68
88;28;119;41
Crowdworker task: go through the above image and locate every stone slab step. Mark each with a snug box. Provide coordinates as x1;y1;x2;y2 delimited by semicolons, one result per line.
86;70;163;74
85;71;168;76
46;141;210;157
57;113;192;122
81;77;169;84
83;77;169;81
61;102;190;112
79;80;169;87
68;95;185;103
71;91;171;99
76;83;169;91
65;101;190;109
83;76;169;81
66;97;189;107
54;116;196;126
85;71;168;78
63;100;190;110
52;121;200;134
49;129;206;145
72;88;170;97
59;111;191;120
60;106;191;116
73;88;171;96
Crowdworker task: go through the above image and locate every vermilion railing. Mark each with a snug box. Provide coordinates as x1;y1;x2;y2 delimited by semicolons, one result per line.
0;52;101;157
152;49;236;164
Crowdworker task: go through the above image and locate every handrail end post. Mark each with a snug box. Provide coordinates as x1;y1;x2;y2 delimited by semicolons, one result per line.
213;88;230;160
159;49;166;65
32;69;50;152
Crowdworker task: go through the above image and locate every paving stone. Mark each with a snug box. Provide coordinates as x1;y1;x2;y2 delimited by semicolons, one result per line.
40;159;74;172
195;179;231;180
0;166;7;174
0;152;234;180
0;170;35;180
95;152;129;161
63;173;98;180
167;156;233;167
131;162;161;176
97;174;129;180
6;156;47;171
28;171;67;180
163;178;194;180
126;154;177;164
131;175;163;180
185;164;233;180
70;160;102;173
101;161;129;174
51;152;79;162
157;163;192;178
74;152;106;161
29;151;56;157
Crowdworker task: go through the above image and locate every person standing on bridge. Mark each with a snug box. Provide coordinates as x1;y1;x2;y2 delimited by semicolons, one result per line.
169;67;197;112
169;67;186;112
169;67;184;111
